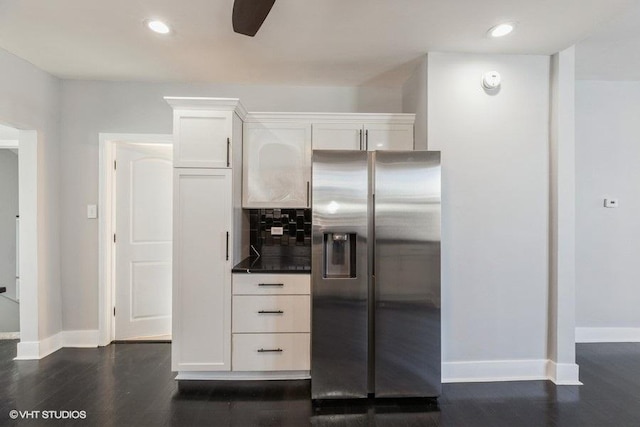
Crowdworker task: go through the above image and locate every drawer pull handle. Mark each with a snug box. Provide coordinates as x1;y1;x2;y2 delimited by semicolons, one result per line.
258;283;284;287
258;310;284;314
257;348;283;353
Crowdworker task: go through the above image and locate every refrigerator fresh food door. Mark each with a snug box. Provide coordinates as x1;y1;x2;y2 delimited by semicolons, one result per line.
374;151;441;398
311;150;369;400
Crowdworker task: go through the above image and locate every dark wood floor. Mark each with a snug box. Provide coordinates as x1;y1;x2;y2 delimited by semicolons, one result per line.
1;340;640;426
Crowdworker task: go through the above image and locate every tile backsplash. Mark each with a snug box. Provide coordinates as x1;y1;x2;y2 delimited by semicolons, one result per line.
249;208;311;257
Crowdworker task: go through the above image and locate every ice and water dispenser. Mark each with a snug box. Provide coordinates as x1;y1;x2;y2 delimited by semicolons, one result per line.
322;233;357;278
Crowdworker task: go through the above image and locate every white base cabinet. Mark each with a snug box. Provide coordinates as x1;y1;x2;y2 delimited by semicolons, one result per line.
230;273;311;376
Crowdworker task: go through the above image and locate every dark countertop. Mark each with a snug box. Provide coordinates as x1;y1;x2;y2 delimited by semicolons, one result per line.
232;256;311;274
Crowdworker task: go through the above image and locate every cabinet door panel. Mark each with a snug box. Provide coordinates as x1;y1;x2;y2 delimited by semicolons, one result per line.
243;122;311;208
312;123;363;150
173;169;232;371
174;110;232;168
365;123;414;151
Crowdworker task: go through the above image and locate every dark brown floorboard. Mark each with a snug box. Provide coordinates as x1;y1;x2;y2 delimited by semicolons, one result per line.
1;340;640;426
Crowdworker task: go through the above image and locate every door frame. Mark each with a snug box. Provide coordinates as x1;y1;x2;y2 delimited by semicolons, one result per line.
98;133;172;346
0;138;20;340
1;128;40;359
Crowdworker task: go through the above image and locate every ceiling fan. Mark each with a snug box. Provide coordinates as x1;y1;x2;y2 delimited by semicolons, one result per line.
233;0;276;37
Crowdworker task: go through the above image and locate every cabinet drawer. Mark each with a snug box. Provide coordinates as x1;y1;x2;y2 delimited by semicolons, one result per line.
232;333;310;371
232;274;310;295
233;295;310;333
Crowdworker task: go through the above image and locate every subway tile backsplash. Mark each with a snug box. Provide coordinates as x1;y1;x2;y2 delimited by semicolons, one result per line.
249;208;311;257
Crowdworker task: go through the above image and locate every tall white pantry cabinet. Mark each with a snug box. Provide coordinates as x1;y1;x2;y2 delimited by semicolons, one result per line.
166;97;247;375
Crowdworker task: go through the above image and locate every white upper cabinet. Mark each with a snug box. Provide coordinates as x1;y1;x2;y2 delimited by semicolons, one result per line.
312;122;363;150
311;115;415;151
166;98;247;168
243;121;311;208
364;123;414;151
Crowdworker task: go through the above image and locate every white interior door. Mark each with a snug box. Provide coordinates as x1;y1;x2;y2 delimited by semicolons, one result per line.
115;143;172;340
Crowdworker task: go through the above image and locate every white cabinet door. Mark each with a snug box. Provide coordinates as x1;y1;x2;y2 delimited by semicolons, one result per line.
312;123;363;150
173;110;232;168
173;168;232;371
365;123;414;151
243;122;311;208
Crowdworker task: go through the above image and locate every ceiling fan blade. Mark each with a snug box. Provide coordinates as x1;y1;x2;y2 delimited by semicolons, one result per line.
232;0;276;37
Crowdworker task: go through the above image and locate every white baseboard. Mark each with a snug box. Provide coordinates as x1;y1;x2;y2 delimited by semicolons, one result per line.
16;332;62;360
547;361;581;385
14;330;99;360
443;359;581;385
576;327;640;343
443;359;549;383
62;330;99;347
0;332;20;340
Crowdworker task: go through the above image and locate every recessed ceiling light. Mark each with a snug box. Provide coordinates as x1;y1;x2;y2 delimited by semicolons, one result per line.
146;19;171;35
489;23;515;38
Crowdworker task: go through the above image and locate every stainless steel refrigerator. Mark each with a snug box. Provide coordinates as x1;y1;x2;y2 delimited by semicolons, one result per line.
311;150;441;400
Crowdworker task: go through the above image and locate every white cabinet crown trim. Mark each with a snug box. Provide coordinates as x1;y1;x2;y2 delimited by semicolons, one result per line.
164;97;248;120
245;112;415;124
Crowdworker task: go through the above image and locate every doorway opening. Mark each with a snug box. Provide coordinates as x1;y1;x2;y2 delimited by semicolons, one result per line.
0;125;20;340
98;134;173;345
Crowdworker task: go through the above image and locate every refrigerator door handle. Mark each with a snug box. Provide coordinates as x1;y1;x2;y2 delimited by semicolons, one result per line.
359;129;363;151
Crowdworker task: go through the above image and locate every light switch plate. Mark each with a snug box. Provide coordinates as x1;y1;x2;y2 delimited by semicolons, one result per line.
271;226;284;236
604;198;619;208
87;204;98;219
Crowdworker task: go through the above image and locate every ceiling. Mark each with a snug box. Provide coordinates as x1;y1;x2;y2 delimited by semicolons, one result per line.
0;0;637;86
576;1;640;80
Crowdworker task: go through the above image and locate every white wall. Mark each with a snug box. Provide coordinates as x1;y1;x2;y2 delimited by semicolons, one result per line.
428;53;551;377
59;80;402;331
575;81;640;332
0;149;19;333
402;56;428;150
0;48;62;345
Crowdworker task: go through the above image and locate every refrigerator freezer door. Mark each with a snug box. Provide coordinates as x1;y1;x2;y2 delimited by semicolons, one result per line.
374;151;441;398
311;150;369;400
